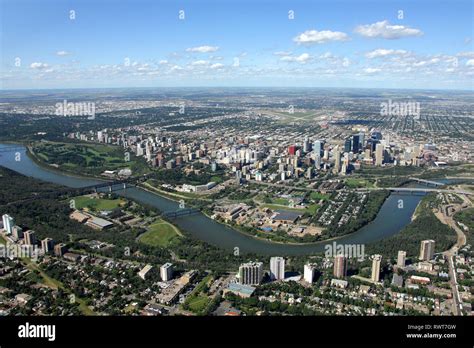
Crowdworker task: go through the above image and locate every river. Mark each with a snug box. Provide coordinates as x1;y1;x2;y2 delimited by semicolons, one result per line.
0;143;429;256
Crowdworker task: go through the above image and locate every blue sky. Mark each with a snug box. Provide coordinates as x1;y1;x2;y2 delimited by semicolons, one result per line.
1;0;473;89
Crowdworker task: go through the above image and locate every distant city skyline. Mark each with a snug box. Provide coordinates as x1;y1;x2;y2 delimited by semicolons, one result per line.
1;0;473;90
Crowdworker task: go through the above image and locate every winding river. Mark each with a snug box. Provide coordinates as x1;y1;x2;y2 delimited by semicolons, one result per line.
0;143;428;256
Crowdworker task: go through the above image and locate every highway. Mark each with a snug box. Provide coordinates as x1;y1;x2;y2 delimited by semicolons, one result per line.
246;180;473;196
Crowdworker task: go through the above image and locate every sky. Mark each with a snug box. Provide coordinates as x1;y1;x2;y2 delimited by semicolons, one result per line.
1;0;473;90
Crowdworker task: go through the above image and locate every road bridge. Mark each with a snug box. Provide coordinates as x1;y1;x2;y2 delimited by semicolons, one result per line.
408;177;445;187
163;208;200;219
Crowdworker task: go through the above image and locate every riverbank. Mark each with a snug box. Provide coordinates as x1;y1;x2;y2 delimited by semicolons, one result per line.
26;144;109;182
0;142;432;256
24;142;395;247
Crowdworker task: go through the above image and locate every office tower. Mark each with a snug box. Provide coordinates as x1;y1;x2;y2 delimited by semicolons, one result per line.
371;131;382;141
12;225;23;241
41;238;55;254
304;264;316;283
344;138;352;153
239;262;263;285
352;134;360;153
23;230;36;246
358;132;365;149
314;154;321;168
375;143;384;166
313;140;323;157
419;240;435;261
333;255;347;278
160;263;174;281
2;214;14;235
397;251;406;268
303;137;310;153
270;257;285;281
341;163;347;176
333;145;341;174
371;255;382;282
288;145;297;156
54;243;68;257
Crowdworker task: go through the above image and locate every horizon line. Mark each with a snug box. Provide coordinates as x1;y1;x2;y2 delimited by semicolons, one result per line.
1;85;473;93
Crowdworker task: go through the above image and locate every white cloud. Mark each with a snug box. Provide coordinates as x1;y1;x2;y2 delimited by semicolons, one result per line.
210;63;224;69
159;60;168;65
319;52;333;59
281;53;311;63
365;48;408;58
191;60;209;66
355;20;423;39
342;58;350;67
293;30;350;45
466;59;474;66
232;58;240;67
56;50;71;56
30;62;49;69
364;67;381;74
186;45;219;53
457;51;474;58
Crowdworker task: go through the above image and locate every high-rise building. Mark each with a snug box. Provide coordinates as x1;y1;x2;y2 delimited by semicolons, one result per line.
358;132;365;149
333;145;341;174
239;262;263;285
270;257;285;281
352;134;360;153
371;255;382;282
2;214;14;235
333;255;347;278
344;138;352;153
314;154;321;168
419;240;435;261
371;131;382;141
313;140;324;157
303;137;310;153
304;263;316;283
54;243;68;257
160;263;174;281
288;145;297;156
12;225;23;241
23;230;36;246
397;251;406;268
41;238;55;254
375;143;384;166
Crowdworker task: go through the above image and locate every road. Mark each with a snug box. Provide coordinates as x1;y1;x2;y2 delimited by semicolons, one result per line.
436;190;472;316
246;180;473;195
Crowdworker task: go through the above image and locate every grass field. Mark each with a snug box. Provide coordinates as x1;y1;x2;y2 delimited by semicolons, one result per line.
345;178;375;189
309;192;331;201
183;274;213;314
74;195;126;211
138;219;182;247
187;295;210;312
262;204;306;212
32;140;150;176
